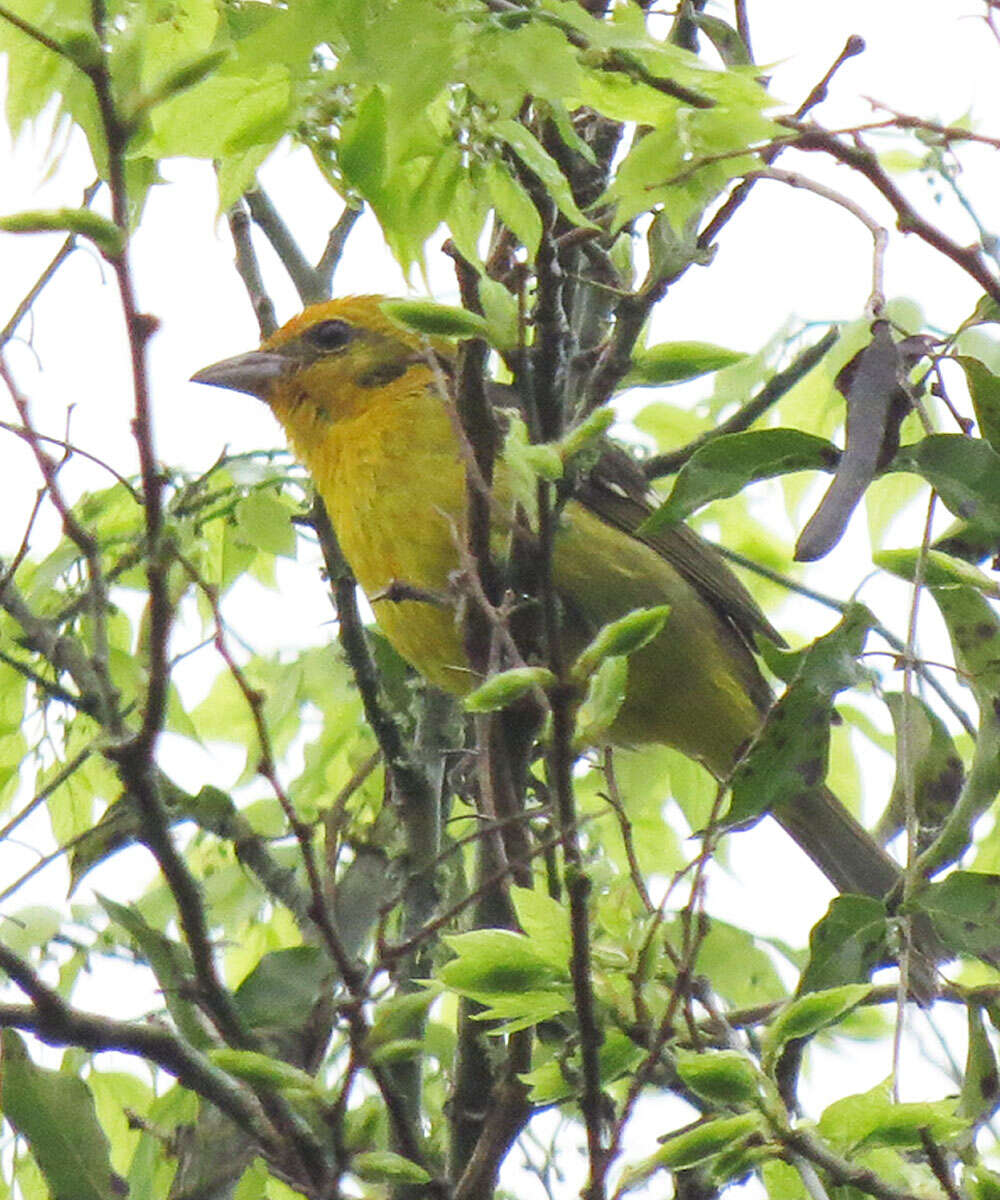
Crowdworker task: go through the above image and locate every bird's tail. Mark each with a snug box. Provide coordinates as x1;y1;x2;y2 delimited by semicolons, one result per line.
773;787;942;999
772;786;900;899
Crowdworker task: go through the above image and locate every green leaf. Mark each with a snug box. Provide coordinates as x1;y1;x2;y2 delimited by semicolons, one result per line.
380;298;490;340
959;1006;1000;1122
369;1037;426;1065
142;0;220;86
440;928;566;996
890;434;1000;532
968;1168;1000;1200
959;294;1000;332
61;28;102;69
958;357;1000;454
571;606;671;681
648;1113;766;1172
604;93;776;232
913;871;1000;957
477;276;520;350
146;64;290;161
485;159;542;255
819;1082;967;1150
367;989;439;1050
467;21;580;114
880;691;964;850
351;1151;431;1186
797;896;889;993
763;984;872;1065
674;1050;764;1107
647;210;713;279
875;547;1000;596
624;341;746;387
665;917;787;1008
640;429;839;534
760;1160;810;1200
520;442;565;481
469;989;572;1034
521;1029;643;1103
559;407;615;464
97;895;208;1049
501;415;563;502
233;946;332;1031
509;885;572;969
132;47;230;118
339;84;387;195
234;491;296;556
574;654;629;746
232;1159;272;1200
0;208;124;257
0;1031;123;1200
0;2;100;159
727;606;873;827
923;583;1000;707
691;13;751;65
0;906;61;958
463;666;556;712
494;118;595;229
208;1048;319;1094
879;149;928;174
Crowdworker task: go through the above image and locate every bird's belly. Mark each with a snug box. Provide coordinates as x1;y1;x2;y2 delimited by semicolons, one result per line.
322;410;473;692
372;598;472;693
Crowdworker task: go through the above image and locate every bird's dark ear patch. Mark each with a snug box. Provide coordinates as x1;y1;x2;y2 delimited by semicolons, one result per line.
305;319;355;351
357;361;409;389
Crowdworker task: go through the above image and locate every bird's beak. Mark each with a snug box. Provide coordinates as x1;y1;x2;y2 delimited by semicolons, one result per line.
191;350;291;399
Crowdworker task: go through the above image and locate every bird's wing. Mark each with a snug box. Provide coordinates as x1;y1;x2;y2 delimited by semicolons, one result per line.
576;446;786;651
485;381;783;652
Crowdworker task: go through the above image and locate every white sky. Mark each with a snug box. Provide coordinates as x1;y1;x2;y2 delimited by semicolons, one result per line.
0;1;998;1191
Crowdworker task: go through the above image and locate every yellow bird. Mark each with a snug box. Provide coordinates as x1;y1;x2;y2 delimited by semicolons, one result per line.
194;296;900;900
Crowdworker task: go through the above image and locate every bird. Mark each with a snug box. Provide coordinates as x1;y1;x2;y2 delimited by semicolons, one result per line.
193;296;901;903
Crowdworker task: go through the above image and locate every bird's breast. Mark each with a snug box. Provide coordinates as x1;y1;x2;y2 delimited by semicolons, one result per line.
310;393;476;692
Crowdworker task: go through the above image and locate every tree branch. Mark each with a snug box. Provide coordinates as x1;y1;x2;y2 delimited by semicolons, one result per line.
789;120;1000;306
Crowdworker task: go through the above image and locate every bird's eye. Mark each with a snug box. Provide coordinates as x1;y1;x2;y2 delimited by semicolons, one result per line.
306;319;354;351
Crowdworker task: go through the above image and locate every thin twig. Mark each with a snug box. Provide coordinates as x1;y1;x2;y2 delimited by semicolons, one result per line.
0;179;101;349
0;486;46;591
227;199;277;338
782;1127;928;1200
789;120;1000;307
0;745;94;845
893;492;937;1095
600;749;654;913
734;0;752;60
863;99;1000;152
316;204;364;291
919;1130;962;1200
698;35;867;249
0;997;280;1158
0;359;120;728
0;419;140;498
0;2;75;59
716;545;977;735
749;167;887;315
246;188;326;305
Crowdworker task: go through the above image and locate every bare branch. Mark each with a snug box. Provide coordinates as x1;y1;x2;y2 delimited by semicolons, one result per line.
789;120;1000;306
316;203;364;291
227;198;277;338
246;187;327;305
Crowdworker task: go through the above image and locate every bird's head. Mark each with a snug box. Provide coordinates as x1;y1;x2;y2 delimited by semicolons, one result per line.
192;296;450;423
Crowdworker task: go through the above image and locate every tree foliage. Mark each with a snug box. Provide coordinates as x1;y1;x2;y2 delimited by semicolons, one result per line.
1;2;1000;1199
